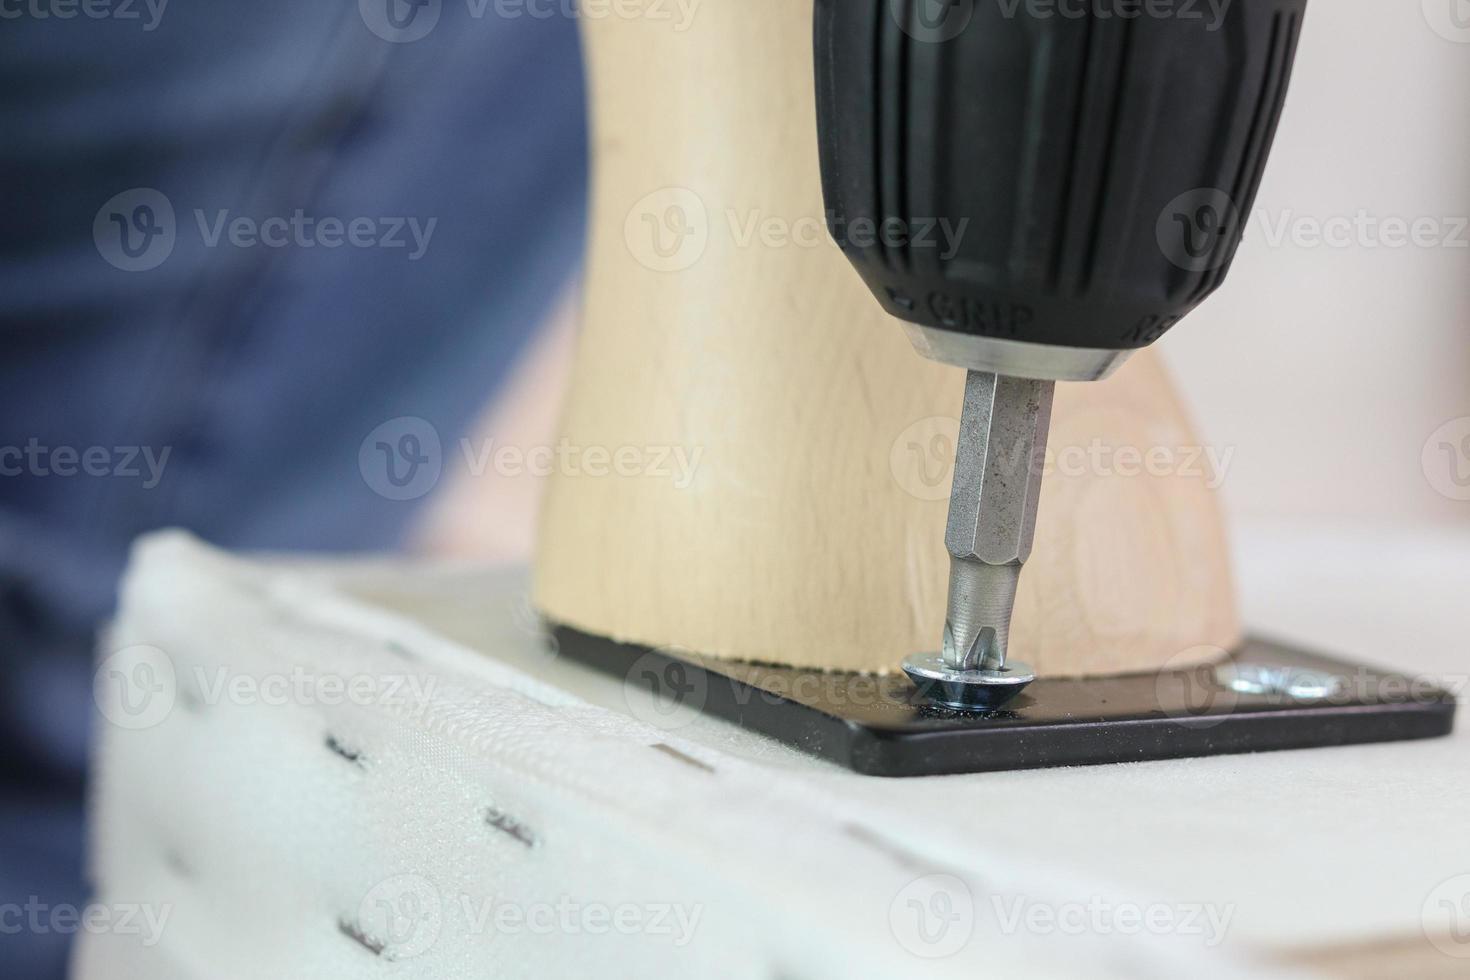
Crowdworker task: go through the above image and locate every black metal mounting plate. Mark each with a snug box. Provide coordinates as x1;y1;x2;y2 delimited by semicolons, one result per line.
552;627;1457;777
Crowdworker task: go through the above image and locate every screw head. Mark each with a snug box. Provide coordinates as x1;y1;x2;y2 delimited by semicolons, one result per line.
903;653;1035;712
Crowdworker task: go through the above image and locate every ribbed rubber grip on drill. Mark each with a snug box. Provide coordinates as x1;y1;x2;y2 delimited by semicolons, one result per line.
815;0;1308;352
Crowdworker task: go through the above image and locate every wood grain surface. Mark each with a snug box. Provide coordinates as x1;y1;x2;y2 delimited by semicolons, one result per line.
534;1;1238;674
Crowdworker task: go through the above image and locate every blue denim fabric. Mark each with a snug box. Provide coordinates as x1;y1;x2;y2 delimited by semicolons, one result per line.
0;3;588;975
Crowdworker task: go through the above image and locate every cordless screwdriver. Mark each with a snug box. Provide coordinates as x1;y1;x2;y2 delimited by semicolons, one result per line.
815;0;1308;709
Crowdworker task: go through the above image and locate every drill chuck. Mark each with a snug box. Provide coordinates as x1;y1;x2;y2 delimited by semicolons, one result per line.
815;0;1309;380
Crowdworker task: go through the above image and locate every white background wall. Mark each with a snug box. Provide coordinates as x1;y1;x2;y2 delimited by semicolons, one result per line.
1163;0;1470;525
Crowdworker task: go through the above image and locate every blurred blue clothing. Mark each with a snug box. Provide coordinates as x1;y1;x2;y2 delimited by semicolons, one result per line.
0;4;588;976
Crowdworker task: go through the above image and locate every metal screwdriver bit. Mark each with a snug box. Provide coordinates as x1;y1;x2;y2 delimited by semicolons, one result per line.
941;371;1054;673
901;369;1053;712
